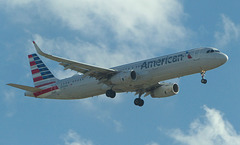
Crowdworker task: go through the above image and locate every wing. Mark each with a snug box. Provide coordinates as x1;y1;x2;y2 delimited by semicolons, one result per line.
33;41;117;80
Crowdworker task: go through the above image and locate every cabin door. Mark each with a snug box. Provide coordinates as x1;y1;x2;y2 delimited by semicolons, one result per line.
194;50;200;60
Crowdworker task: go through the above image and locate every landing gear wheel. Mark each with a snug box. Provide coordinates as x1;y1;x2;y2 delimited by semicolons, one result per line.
201;79;207;84
106;89;116;98
201;70;207;84
134;90;145;107
134;98;144;107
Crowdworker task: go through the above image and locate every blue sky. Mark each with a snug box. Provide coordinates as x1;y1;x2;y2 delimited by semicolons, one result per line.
1;0;240;145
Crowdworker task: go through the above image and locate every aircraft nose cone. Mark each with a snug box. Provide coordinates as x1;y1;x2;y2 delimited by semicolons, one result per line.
219;53;228;64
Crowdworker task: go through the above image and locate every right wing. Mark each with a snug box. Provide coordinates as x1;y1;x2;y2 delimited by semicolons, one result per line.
33;41;118;80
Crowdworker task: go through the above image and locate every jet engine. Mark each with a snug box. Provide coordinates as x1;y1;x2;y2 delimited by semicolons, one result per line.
111;70;137;84
151;83;179;98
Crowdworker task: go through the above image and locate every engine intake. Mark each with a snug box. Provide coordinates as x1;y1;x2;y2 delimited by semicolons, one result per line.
151;83;179;98
111;70;137;84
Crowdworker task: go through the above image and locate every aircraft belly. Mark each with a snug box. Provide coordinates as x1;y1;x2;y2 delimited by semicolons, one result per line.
59;81;105;99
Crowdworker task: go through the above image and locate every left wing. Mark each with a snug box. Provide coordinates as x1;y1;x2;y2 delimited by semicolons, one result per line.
33;41;117;80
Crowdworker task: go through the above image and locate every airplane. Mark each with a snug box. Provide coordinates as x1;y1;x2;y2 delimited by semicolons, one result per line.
7;41;228;107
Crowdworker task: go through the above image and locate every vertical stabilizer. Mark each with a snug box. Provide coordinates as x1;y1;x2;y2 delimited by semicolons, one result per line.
28;53;58;88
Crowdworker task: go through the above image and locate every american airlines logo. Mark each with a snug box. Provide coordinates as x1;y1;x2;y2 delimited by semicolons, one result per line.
186;51;192;59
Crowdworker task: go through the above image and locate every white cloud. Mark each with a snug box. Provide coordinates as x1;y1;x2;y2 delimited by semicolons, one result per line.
215;15;240;47
1;0;191;50
113;120;123;132
63;130;93;145
168;105;240;145
45;0;189;47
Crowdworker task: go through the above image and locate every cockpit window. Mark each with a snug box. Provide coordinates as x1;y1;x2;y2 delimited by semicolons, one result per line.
206;49;220;53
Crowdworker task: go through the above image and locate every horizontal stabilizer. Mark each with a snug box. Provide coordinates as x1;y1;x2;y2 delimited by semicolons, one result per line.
7;83;42;92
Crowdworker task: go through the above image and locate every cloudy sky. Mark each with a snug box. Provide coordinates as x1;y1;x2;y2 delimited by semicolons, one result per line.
1;0;240;145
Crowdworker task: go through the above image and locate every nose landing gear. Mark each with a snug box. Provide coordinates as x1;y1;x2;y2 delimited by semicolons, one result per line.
201;71;207;84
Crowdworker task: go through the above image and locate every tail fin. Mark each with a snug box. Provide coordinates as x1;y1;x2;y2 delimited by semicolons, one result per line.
28;53;58;88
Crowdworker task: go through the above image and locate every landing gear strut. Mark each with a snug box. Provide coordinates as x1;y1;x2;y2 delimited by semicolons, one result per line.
106;89;116;98
201;70;207;84
134;92;144;107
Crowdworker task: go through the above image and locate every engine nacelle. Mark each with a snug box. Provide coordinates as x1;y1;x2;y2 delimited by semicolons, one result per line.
151;83;179;98
111;70;137;84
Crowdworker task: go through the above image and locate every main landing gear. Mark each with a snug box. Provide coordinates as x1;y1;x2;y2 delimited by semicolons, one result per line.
201;70;207;84
106;89;116;98
134;92;144;107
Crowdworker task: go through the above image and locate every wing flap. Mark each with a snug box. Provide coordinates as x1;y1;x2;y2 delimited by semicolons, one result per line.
7;83;43;92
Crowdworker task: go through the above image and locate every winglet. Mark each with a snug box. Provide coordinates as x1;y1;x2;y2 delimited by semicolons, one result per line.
32;41;46;56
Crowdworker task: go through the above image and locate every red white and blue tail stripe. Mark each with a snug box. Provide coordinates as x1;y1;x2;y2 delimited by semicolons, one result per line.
28;53;58;92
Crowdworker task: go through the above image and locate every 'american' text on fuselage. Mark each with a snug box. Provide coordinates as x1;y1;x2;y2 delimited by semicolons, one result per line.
141;54;185;70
